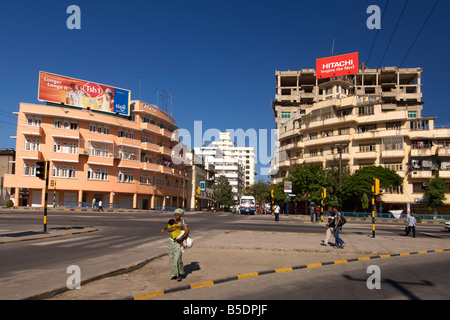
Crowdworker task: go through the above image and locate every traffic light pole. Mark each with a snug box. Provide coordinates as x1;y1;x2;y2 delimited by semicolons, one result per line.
43;161;49;232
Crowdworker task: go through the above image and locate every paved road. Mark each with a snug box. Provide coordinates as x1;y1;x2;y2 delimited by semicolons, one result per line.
1;210;449;300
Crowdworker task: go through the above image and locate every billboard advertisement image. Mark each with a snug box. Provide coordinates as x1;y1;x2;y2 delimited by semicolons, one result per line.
316;52;359;79
38;71;130;116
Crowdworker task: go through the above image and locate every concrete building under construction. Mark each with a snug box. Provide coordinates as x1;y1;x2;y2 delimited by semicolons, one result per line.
270;66;450;214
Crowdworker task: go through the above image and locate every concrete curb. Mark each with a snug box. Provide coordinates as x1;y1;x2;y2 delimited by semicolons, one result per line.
129;248;450;300
0;227;99;245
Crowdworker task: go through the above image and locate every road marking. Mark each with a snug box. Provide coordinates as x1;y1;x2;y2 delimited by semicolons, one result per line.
30;235;101;246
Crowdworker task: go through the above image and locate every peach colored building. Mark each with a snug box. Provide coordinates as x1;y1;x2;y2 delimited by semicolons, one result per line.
4;101;189;209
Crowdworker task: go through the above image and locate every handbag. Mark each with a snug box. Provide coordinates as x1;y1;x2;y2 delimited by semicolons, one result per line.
185;236;193;248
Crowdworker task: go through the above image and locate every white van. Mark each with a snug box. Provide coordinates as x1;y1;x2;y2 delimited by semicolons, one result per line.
239;196;256;214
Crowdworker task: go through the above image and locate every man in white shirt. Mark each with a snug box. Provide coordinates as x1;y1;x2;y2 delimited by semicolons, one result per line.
274;204;280;222
66;83;86;107
405;212;417;237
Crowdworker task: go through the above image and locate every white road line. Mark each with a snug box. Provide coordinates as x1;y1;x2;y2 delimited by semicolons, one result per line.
30;235;101;246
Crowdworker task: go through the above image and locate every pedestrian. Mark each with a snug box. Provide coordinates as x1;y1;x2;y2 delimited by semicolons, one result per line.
274;204;280;222
321;207;335;246
162;208;189;281
314;204;320;222
333;208;346;249
98;200;104;212
309;202;315;222
405;211;416;237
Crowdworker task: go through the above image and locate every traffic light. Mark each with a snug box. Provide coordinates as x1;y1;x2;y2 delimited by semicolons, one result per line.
322;187;326;199
36;161;46;180
271;189;274;198
373;178;380;195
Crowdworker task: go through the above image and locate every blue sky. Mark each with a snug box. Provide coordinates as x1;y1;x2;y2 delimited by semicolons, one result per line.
0;0;448;180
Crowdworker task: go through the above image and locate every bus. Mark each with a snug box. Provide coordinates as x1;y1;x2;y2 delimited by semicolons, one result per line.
239;196;256;214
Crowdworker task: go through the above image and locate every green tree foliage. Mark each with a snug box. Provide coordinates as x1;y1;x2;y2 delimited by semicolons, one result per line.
213;176;235;208
425;177;448;212
289;164;326;204
242;180;271;206
342;166;402;209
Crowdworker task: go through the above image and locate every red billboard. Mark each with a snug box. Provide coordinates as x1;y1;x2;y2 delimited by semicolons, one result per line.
38;71;130;116
316;52;359;79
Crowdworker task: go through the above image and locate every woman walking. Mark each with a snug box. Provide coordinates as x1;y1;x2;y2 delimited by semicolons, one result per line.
163;208;189;281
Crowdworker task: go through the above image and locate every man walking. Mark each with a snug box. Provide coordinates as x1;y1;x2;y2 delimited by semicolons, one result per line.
405;211;416;237
98;200;104;212
274;204;280;222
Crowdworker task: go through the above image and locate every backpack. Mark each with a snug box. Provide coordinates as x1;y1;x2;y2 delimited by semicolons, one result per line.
338;215;347;226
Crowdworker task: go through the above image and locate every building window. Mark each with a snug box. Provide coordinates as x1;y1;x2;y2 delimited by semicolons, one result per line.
386;122;401;130
117;170;134;183
52;165;60;177
24;163;36;176
408;111;417;119
358;105;374;116
359;144;376;152
281;112;291;119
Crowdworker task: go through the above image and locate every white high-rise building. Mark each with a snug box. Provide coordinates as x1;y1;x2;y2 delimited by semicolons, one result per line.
195;131;256;199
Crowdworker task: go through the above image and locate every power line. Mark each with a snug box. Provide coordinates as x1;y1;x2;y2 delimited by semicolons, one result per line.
366;0;390;67
399;0;439;67
378;0;409;68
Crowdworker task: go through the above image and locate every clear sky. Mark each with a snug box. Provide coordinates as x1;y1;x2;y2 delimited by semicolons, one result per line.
0;0;448;180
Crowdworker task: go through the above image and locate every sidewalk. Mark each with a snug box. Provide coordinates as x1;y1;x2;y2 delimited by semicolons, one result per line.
45;225;450;300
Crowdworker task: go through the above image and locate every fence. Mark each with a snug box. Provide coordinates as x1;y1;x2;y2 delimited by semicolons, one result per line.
341;211;450;221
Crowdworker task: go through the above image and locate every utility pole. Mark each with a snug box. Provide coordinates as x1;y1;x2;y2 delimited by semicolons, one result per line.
372;178;380;238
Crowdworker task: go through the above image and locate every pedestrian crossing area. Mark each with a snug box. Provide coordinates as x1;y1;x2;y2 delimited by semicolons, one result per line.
30;234;171;249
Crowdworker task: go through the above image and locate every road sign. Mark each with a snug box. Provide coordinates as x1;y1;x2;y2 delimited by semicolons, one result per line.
284;181;292;193
200;180;206;192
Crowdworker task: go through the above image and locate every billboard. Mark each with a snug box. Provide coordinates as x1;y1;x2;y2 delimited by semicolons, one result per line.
38;71;130;116
316;52;359;79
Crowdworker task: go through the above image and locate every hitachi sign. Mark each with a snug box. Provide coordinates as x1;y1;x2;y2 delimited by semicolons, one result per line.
316;52;359;79
322;59;354;70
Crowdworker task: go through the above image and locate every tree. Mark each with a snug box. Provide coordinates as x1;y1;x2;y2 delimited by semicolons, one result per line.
342;166;403;211
424;177;448;214
242;180;270;206
361;193;369;212
288;163;326;204
212;176;235;208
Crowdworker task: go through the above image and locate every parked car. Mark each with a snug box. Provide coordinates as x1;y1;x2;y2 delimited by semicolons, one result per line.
209;206;220;212
444;221;450;232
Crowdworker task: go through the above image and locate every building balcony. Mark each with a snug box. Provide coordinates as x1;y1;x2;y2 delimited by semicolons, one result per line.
87;155;114;166
411;148;435;157
140;122;160;134
354;151;377;160
438;171;450;179
20;150;43;160
140;142;160;153
20;125;44;137
381;150;405;158
117;137;141;149
325;153;351;162
117;158;141;169
304;155;324;163
50;152;80;163
410;170;433;179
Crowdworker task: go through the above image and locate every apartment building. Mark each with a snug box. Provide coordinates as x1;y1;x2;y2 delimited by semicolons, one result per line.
195;131;255;199
270;66;450;213
4;101;189;209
